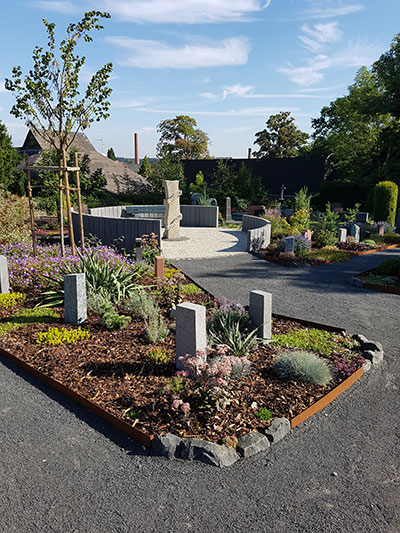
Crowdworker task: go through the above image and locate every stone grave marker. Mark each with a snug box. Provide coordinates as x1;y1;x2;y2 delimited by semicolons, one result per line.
355;212;369;223
301;229;312;241
249;290;272;340
338;227;347;243
349;223;360;243
396;209;400;233
175;302;206;369
191;192;201;205
64;273;87;324
0;255;10;294
284;236;295;253
377;223;385;237
225;197;232;222
163;180;182;240
135;238;143;261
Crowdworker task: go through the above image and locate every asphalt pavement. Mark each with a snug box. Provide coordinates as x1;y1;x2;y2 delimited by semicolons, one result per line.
1;248;399;533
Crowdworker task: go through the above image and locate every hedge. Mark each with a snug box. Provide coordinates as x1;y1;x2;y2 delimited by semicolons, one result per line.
373;181;398;226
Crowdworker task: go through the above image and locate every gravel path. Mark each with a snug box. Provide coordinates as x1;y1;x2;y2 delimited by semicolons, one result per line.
1;249;400;532
162;228;247;260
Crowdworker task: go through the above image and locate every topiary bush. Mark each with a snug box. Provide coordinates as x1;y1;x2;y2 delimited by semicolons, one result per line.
273;350;333;386
373;181;398;226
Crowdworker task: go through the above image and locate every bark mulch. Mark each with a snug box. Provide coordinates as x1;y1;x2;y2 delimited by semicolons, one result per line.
0;283;360;444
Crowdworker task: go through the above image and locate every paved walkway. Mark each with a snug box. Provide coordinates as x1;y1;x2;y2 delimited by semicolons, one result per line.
161;228;247;260
1;248;400;532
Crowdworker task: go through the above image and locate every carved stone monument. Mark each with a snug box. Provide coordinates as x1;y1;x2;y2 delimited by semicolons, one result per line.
163;180;182;240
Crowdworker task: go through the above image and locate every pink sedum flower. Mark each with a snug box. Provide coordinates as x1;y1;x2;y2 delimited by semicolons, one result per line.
181;402;190;414
171;399;183;410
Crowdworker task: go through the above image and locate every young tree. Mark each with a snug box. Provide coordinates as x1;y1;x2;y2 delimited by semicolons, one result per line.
139;155;153;179
107;147;116;160
0;121;24;194
157;115;209;159
5;11;113;253
253;111;309;158
150;149;186;192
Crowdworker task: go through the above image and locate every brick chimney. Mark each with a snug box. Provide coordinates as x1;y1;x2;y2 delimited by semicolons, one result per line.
134;133;139;165
248;148;252;159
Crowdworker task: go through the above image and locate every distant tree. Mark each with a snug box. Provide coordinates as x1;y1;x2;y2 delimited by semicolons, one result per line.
0;121;24;194
107;147;116;160
209;160;238;206
253;111;309;158
372;34;400;119
150;148;186;192
235;162;267;204
189;171;207;194
157;115;209;159
139;155;152;179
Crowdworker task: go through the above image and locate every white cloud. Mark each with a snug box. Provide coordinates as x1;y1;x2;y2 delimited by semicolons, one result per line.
294;3;364;20
134;106;301;117
199;92;219;100
222;83;253;99
300;22;343;52
0;81;7;93
33;0;272;23
104;0;271;24
113;98;153;108
278;40;381;87
33;1;79;14
107;37;251;69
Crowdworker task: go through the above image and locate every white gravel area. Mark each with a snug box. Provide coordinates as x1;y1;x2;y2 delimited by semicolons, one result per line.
161;227;247;259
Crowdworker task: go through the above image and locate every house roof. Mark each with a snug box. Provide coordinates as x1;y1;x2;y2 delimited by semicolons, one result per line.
20;129;149;195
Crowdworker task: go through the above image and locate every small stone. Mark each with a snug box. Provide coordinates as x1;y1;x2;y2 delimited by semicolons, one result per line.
152;433;183;459
237;431;270;458
362;350;384;366
362;340;383;353
264;417;291;443
352;333;369;344
362;360;372;373
332;471;338;477
250;401;258;409
181;438;239;467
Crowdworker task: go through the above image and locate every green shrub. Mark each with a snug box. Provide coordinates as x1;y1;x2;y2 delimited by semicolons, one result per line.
208;321;260;358
87;290;112;314
100;302;131;331
162;377;184;394
377;257;400;276
146;314;169;343
373;181;398;226
362;239;376;248
0;292;26;308
273;328;341;357
181;283;203;295
0;190;31;245
382;233;400;244
306;249;351;263
126;289;159;320
314;229;337;248
145;346;172;364
273;350;333;386
36;326;90;345
255;407;273;421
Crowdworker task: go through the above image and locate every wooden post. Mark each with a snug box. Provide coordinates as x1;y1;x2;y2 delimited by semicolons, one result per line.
74;152;85;249
58;160;65;257
62;147;75;255
24;155;37;257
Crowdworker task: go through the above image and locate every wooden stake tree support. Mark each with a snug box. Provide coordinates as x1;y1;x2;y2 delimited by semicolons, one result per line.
22;153;85;257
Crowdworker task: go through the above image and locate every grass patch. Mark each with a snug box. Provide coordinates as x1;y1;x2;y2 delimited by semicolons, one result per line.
181;283;204;295
306;249;352;263
272;328;348;357
0;307;60;337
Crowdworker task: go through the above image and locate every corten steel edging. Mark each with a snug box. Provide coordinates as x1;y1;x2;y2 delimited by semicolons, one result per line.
290;366;364;428
0;346;153;448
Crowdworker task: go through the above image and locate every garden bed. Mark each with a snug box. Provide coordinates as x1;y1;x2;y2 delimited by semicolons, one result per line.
0;278;366;447
260;243;400;267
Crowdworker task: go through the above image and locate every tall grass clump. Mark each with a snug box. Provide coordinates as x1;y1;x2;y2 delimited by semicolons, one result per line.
274;350;333;386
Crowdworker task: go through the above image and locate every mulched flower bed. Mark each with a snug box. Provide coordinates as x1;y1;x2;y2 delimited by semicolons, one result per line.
0;279;363;445
354;267;400;295
260;242;400;267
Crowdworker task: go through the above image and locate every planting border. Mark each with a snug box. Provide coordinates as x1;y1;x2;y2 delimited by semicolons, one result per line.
259;243;400;267
352;270;400;295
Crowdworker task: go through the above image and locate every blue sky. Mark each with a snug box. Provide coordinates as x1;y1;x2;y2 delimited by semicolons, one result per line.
0;0;399;158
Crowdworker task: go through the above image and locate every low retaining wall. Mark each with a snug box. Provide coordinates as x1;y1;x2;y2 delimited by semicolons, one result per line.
71;211;162;252
89;205;218;228
242;215;271;252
